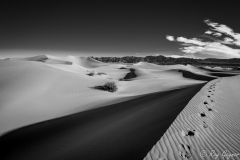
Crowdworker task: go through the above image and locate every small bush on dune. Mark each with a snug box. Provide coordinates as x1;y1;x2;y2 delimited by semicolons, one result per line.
87;71;107;76
93;81;118;92
97;72;107;75
86;71;95;76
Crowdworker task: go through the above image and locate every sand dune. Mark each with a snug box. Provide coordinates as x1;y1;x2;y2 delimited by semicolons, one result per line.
8;55;107;67
0;55;206;136
178;70;217;81
8;55;73;65
67;55;107;68
145;76;240;160
0;60;114;135
0;55;239;160
0;83;205;160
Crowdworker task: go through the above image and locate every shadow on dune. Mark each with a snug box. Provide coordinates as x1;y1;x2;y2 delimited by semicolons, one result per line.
119;67;127;69
0;84;205;160
232;67;240;71
178;70;216;81
210;72;240;77
120;68;137;81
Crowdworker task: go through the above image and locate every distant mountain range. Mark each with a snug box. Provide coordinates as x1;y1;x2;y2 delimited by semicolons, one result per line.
92;55;240;67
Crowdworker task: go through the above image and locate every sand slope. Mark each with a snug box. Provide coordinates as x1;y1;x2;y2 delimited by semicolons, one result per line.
145;76;240;160
1;55;240;160
67;55;107;68
0;59;119;135
0;83;205;160
0;56;207;135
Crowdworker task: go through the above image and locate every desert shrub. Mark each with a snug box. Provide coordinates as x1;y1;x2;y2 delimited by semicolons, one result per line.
86;71;95;76
97;72;107;75
93;81;118;92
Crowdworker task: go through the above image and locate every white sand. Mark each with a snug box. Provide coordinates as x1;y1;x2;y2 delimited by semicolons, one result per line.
0;55;207;135
145;76;240;160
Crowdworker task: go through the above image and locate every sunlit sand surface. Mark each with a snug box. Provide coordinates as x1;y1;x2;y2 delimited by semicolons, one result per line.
0;55;239;160
145;76;240;160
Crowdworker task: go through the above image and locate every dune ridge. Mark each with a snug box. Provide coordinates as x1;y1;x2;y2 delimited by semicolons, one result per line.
0;56;208;135
145;75;240;160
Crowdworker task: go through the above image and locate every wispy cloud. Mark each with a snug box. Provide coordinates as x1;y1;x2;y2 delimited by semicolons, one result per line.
213;32;222;37
224;37;234;42
205;30;213;34
205;30;222;37
176;37;207;46
166;35;174;41
166;19;240;59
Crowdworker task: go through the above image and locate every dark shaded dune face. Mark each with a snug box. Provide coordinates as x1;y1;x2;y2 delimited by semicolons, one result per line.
178;70;216;81
120;68;137;81
0;84;205;160
34;57;48;62
231;67;240;71
210;72;240;77
36;59;72;65
119;67;127;69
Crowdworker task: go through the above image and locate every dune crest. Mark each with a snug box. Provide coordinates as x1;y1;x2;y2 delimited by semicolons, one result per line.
67;55;107;68
145;76;240;160
8;55;72;65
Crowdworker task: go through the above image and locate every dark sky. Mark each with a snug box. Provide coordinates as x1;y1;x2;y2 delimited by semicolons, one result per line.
0;1;239;58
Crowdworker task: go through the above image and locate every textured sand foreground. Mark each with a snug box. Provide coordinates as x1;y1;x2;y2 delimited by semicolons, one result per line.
145;76;240;160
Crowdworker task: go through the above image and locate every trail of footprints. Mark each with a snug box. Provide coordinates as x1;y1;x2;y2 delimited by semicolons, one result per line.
178;79;221;159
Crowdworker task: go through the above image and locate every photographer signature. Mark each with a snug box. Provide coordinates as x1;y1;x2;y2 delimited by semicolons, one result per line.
200;150;240;159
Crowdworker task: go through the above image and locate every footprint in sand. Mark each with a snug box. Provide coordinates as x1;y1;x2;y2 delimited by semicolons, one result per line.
181;128;199;138
203;99;218;112
198;112;206;117
206;107;212;111
200;121;208;129
178;143;192;160
206;106;218;113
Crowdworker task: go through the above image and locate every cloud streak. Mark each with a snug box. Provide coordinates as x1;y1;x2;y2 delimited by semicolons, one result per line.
204;19;240;46
166;19;240;59
166;35;174;41
176;37;207;46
